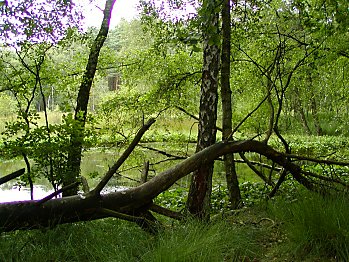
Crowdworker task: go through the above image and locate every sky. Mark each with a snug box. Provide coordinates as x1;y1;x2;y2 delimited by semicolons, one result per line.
79;0;139;29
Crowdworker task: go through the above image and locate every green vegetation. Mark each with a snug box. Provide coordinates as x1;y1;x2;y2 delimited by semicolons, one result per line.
0;218;262;261
268;191;349;261
0;190;347;261
0;0;349;261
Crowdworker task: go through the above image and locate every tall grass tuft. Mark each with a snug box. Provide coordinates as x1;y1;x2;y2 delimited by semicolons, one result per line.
0;219;152;262
269;191;349;261
0;218;261;261
141;219;261;262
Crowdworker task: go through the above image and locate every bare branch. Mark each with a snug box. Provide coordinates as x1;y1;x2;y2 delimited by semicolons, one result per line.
285;154;349;166
150;204;185;221
90;118;156;196
0;168;25;186
37;182;81;205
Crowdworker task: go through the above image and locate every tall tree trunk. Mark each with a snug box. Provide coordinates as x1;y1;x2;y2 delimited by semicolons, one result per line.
220;0;242;209
310;90;323;136
293;86;312;135
186;0;220;220
64;0;116;196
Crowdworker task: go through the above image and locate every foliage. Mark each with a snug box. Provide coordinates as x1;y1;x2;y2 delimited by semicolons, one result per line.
0;93;16;117
95;17;202;140
2;112;97;190
154;187;188;211
155;178;300;214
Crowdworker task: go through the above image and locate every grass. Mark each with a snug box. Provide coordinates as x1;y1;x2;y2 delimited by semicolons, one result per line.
0;218;261;262
142;220;261;262
0;219;151;262
268;191;349;261
0;190;348;261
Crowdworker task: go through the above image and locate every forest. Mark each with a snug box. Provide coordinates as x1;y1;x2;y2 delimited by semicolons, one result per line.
0;0;348;261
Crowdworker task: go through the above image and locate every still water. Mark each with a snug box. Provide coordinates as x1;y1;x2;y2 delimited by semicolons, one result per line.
0;149;129;203
0;145;193;203
0;144;258;203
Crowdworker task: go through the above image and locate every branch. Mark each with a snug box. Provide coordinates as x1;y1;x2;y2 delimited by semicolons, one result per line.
37;182;81;205
0;168;25;186
239;153;274;186
0;140;343;232
285;154;349;166
90;118;156;195
150;204;185;221
139;145;186;160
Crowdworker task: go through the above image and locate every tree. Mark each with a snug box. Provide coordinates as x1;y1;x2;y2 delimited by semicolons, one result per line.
64;0;116;196
186;0;220;220
220;0;242;209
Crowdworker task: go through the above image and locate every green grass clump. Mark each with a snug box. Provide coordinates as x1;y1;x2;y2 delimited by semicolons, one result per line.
0;219;151;262
141;220;261;262
269;191;349;261
0;218;261;262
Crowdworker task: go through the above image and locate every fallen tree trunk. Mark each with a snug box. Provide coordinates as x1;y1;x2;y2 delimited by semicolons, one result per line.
0;140;347;232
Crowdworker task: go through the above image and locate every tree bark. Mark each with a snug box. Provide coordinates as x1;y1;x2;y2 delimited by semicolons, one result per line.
0;140;324;232
65;0;116;196
220;0;242;209
186;0;220;220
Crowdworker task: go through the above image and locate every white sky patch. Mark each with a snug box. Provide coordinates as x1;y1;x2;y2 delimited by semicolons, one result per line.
77;0;139;29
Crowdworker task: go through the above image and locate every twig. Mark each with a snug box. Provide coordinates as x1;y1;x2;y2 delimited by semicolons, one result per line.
98;208;145;223
116;173;140;183
227;92;271;140
175;106;223;132
37;182;80;205
268;169;287;198
140;161;149;184
139;145;186;160
301;170;349;188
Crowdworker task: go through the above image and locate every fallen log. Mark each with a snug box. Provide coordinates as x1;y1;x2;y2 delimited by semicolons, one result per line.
0;140;347;232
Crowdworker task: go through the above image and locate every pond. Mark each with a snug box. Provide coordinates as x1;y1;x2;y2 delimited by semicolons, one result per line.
0;143;194;202
0;143;262;203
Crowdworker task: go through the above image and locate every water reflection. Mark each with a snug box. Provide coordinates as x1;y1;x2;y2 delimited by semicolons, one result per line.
0;184;128;203
0;185;54;203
